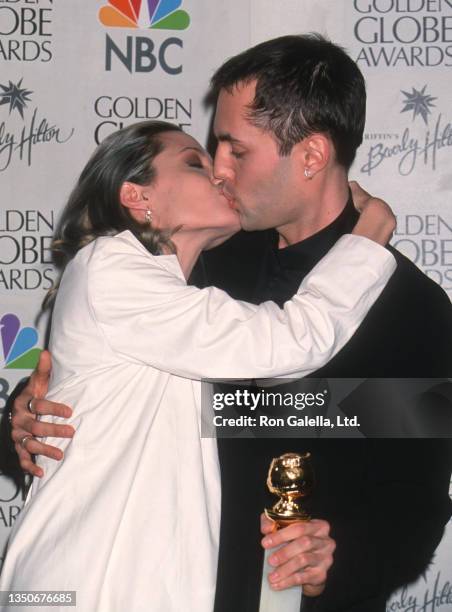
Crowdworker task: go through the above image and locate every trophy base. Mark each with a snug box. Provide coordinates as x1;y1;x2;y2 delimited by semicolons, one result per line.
265;508;310;528
259;546;303;612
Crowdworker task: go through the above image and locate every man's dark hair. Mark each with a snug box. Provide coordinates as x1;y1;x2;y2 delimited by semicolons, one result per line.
210;34;366;168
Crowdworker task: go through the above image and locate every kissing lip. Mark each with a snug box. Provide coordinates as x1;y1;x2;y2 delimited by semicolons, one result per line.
219;187;237;210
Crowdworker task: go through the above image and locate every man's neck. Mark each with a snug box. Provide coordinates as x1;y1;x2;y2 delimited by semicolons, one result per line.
276;171;350;247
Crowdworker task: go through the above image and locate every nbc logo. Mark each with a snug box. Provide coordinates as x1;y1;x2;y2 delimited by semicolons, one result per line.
99;0;190;30
1;314;41;369
100;0;189;74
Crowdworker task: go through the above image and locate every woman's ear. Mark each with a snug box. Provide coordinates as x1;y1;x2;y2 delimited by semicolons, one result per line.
119;182;151;222
120;182;146;209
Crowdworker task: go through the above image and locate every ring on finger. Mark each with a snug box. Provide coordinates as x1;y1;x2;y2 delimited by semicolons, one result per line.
27;398;35;414
19;434;34;450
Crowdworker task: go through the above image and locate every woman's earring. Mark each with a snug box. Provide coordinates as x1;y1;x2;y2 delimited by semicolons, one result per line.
304;167;313;179
145;208;153;225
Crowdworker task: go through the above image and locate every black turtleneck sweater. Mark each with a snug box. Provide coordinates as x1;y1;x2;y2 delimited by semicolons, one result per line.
193;199;452;612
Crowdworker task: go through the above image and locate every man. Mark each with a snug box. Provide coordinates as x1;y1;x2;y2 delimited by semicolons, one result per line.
11;35;452;611
203;34;452;612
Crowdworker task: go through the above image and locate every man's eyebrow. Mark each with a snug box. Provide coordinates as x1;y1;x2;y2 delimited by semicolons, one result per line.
216;133;244;145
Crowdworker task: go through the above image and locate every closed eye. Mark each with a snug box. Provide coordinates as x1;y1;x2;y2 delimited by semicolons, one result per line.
186;154;212;173
187;160;204;168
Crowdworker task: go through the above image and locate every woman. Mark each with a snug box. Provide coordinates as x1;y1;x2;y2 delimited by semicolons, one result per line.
0;121;395;611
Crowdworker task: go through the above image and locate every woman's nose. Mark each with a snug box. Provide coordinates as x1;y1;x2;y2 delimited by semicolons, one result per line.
211;176;225;188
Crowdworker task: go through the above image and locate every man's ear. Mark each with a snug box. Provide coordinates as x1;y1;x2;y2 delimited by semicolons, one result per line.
294;134;331;180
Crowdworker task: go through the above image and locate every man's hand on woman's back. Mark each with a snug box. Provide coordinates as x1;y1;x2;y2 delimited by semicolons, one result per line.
11;350;74;478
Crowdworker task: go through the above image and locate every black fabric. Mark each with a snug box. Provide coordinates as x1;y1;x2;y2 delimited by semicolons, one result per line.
191;197;452;612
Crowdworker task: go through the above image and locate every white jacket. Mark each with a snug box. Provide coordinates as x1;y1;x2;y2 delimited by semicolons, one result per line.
0;230;394;612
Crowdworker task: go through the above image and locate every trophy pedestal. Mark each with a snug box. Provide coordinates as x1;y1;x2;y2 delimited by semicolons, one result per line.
259;546;302;612
259;453;313;612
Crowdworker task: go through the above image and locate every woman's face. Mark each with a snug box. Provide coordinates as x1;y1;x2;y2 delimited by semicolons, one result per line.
148;131;241;248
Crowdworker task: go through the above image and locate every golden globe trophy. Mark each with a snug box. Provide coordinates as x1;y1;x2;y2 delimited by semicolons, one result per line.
259;452;314;612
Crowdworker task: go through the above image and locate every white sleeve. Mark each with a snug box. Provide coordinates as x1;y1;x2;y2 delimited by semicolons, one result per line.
88;233;395;380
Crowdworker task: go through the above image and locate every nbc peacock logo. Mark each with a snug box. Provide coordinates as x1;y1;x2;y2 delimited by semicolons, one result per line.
99;0;190;30
1;314;41;369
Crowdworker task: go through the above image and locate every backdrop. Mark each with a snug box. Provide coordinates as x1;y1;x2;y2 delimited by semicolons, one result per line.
0;1;451;609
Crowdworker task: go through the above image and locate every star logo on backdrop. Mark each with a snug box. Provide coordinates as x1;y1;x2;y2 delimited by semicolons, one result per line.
0;79;33;119
400;85;436;125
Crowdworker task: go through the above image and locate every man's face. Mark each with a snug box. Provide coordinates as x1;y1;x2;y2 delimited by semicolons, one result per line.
213;81;302;232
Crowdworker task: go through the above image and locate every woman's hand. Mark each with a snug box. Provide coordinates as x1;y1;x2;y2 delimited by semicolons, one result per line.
261;513;335;596
10;350;74;478
350;180;396;246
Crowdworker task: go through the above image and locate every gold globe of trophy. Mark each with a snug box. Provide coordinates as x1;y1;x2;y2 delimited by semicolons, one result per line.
259;452;314;612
